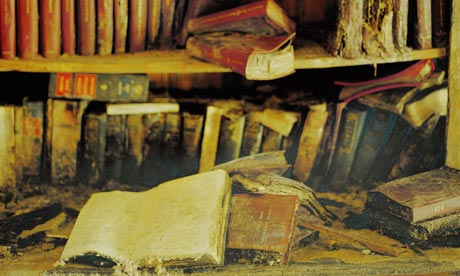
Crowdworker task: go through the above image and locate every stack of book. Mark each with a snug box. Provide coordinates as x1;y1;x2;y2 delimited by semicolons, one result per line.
365;167;460;247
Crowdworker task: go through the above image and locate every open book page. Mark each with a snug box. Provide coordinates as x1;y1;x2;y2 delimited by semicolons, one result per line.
58;170;232;270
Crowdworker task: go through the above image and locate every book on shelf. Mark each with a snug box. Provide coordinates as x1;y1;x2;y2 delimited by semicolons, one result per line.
186;33;295;80
158;0;176;48
120;114;144;184
76;0;96;56
96;0;114;56
17;0;39;59
128;0;148;53
393;0;409;50
199;106;223;172
0;0;16;59
14;106;24;185
156;113;182;183
40;0;61;59
215;104;246;165
239;111;264;157
61;0;76;55
49;100;88;185
178;112;204;178
187;0;296;36
225;193;299;265
22;99;45;182
79;111;107;186
147;0;161;49
104;114;127;182
0;105;16;190
414;0;432;49
366;167;460;223
431;0;451;48
114;0;128;54
106;103;180;115
48;73;149;102
362;0;395;57
139;112;165;186
57;170;232;271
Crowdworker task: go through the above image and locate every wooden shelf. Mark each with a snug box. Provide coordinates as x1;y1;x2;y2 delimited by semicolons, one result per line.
0;42;446;74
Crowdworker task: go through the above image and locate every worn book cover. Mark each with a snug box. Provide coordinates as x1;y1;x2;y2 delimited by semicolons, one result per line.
104;115;127;182
147;0;161;49
215;113;246;165
226;193;299;265
367;167;460;223
17;0;39;59
0;0;16;59
120;114;144;184
61;0;76;55
40;0;61;58
240;111;264;157
179;112;204;178
76;0;96;56
0;106;16;190
129;0;148;52
114;0;128;54
22;99;44;181
14;107;24;186
58;170;232;271
156;113;182;183
393;0;409;49
96;0;114;56
414;0;432;49
362;0;395;57
199;106;223;172
158;0;176;48
138;113;164;186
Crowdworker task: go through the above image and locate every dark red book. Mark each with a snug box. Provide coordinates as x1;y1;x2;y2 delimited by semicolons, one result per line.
77;0;96;56
96;0;113;55
40;0;61;58
0;0;16;59
159;0;175;48
61;0;76;55
114;0;128;53
17;0;39;59
128;0;147;53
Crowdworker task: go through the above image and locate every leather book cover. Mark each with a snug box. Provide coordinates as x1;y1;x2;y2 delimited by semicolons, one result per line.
77;0;96;56
129;0;148;52
40;0;61;58
96;0;114;55
17;0;39;59
61;0;76;55
0;0;16;59
114;0;128;53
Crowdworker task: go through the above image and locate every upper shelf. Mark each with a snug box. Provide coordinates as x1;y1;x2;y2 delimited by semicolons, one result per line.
0;41;446;74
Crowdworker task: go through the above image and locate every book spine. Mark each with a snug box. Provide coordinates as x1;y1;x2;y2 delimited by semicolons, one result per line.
104;115;127;181
51;100;87;185
323;104;368;192
17;0;39;59
157;113;182;183
348;108;397;187
40;0;61;58
139;113;165;186
0;106;16;189
147;0;161;48
240;112;263;157
77;0;96;56
393;0;409;49
335;0;363;58
96;0;114;56
14;107;24;186
292;102;328;183
121;114;144;184
179;112;204;177
0;0;16;59
79;112;107;186
261;126;284;153
113;0;128;54
61;0;76;55
414;116;446;172
431;0;451;48
415;0;433;49
215;115;246;165
22;99;44;180
128;0;148;52
199;106;223;172
159;0;176;48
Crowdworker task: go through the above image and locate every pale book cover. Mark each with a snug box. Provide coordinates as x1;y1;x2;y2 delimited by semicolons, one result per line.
58;170;232;271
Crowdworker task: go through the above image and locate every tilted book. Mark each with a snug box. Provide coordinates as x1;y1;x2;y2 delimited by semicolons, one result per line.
186;33;295;80
57;170;232;271
366;167;460;223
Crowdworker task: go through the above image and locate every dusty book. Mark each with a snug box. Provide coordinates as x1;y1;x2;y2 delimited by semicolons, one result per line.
366;167;460;223
393;0;409;50
225;193;299;265
414;0;432;49
104;114;127;182
128;0;148;52
96;0;114;56
187;0;295;36
139;112;165;186
0;105;16;190
178;112;204;178
186;33;295;80
120;114;144;184
0;0;16;59
48;73;149;102
362;0;395;57
199;106;223;172
22;99;45;181
57;170;232;271
114;0;128;54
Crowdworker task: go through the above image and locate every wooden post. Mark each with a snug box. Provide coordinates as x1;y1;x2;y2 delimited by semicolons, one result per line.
446;0;460;169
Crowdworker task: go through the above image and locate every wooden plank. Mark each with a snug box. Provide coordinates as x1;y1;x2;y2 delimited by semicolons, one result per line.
446;0;460;169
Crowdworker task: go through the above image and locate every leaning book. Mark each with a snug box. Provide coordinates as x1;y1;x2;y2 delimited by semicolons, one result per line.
56;170;232;272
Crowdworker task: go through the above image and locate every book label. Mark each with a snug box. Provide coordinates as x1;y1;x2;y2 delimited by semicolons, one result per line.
74;74;97;98
56;73;73;97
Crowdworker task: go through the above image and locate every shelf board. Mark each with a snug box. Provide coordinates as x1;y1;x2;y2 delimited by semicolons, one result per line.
0;42;446;74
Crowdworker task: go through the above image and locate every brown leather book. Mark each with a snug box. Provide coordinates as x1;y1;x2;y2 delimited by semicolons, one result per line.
61;0;76;55
147;0;161;49
77;0;96;56
96;0;113;55
128;0;147;53
17;0;39;59
159;0;175;48
114;0;128;53
0;0;16;59
40;0;61;58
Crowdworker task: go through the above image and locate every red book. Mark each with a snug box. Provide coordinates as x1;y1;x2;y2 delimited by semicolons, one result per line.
0;0;16;59
128;0;147;53
77;0;96;56
40;0;61;58
61;0;76;55
17;0;39;59
114;0;128;53
96;0;113;55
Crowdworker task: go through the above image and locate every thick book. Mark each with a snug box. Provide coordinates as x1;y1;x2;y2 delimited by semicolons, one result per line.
77;0;96;56
104;115;127;182
79;111;107;186
0;0;16;59
17;0;39;59
96;0;114;56
0;105;16;190
187;0;295;36
40;0;61;58
128;0;148;52
113;0;128;54
22;99;44;181
146;0;161;48
57;170;232;271
61;0;76;55
366;167;460;223
49;100;88;185
48;73;149;102
226;194;299;265
186;33;295;80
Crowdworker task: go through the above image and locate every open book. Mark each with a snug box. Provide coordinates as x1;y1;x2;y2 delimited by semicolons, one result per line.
57;170;232;272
